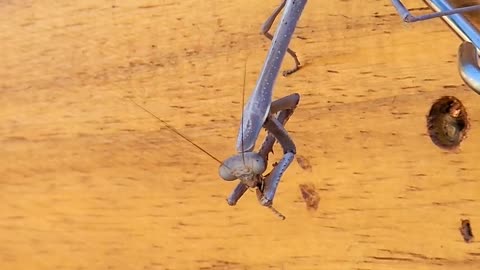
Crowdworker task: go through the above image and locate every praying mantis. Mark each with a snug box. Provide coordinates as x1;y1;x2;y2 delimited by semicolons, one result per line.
217;0;307;220
130;0;307;220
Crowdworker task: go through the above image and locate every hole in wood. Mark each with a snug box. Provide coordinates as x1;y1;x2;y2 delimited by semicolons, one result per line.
426;96;469;150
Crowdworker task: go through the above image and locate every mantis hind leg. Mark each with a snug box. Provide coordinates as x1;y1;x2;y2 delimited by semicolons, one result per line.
261;0;302;76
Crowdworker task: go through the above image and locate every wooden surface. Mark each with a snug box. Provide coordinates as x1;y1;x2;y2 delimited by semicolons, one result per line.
2;0;480;269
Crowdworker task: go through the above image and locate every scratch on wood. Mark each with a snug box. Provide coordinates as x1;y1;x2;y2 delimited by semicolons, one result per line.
368;256;414;262
299;183;320;211
296;155;312;171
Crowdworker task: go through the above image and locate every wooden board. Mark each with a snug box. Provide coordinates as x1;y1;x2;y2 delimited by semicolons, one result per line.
1;0;480;269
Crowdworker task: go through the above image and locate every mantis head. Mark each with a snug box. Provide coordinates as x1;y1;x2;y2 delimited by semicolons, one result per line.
218;152;266;187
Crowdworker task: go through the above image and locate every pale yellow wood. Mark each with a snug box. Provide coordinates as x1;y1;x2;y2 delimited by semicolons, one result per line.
1;0;480;269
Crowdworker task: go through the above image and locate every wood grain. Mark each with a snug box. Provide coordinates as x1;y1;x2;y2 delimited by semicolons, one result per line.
1;0;480;269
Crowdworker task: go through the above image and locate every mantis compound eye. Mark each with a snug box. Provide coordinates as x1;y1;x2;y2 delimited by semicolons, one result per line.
218;152;266;181
249;154;266;175
219;164;237;181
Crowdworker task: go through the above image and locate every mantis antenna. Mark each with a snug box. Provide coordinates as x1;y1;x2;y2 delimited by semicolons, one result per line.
128;98;226;167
